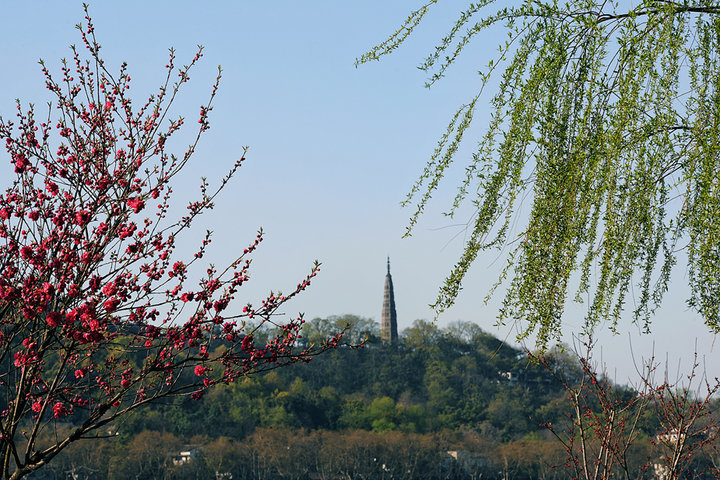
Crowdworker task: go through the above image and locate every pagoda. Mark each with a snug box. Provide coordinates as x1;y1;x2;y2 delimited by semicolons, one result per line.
381;257;398;345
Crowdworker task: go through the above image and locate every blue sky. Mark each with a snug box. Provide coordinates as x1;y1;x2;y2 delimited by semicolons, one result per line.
1;1;717;385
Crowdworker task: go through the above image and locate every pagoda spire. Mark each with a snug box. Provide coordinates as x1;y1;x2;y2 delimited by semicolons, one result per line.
381;257;398;345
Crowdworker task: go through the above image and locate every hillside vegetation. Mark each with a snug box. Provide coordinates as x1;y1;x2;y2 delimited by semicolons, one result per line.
27;316;718;479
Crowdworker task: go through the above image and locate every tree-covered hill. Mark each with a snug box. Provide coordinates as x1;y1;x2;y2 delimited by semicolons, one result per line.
26;316;720;479
116;316;569;440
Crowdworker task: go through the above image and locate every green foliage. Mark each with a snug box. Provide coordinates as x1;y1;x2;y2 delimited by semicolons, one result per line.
302;314;379;345
359;0;720;346
101;318;564;441
35;317;719;479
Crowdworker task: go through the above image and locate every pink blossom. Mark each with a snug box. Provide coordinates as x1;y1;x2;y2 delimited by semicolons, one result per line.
103;297;120;312
241;334;254;353
127;197;145;213
14;154;29;173
102;282;117;296
52;402;68;418
172;261;185;276
46;312;61;328
20;246;33;260
74;210;90;225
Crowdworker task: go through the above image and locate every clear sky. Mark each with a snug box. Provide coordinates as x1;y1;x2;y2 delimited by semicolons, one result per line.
1;1;717;386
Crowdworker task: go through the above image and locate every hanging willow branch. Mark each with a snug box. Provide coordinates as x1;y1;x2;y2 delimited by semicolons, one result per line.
358;0;720;347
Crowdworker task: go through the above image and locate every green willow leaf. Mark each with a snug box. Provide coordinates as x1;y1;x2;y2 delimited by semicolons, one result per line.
358;0;720;347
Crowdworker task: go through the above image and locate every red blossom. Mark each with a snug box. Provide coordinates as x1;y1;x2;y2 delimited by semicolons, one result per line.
13;154;29;173
74;210;90;225
0;10;342;476
103;297;120;312
52;402;69;418
96;222;108;236
127;197;145;213
102;282;117;296
20;246;33;260
241;334;254;353
46;312;61;328
171;261;185;276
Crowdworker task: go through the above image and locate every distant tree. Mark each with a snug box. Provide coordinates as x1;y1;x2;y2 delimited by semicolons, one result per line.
359;0;720;346
497;435;566;480
0;8;344;479
401;319;443;351
201;436;240;478
444;319;484;344
302;314;378;346
107;431;182;480
246;428;318;480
